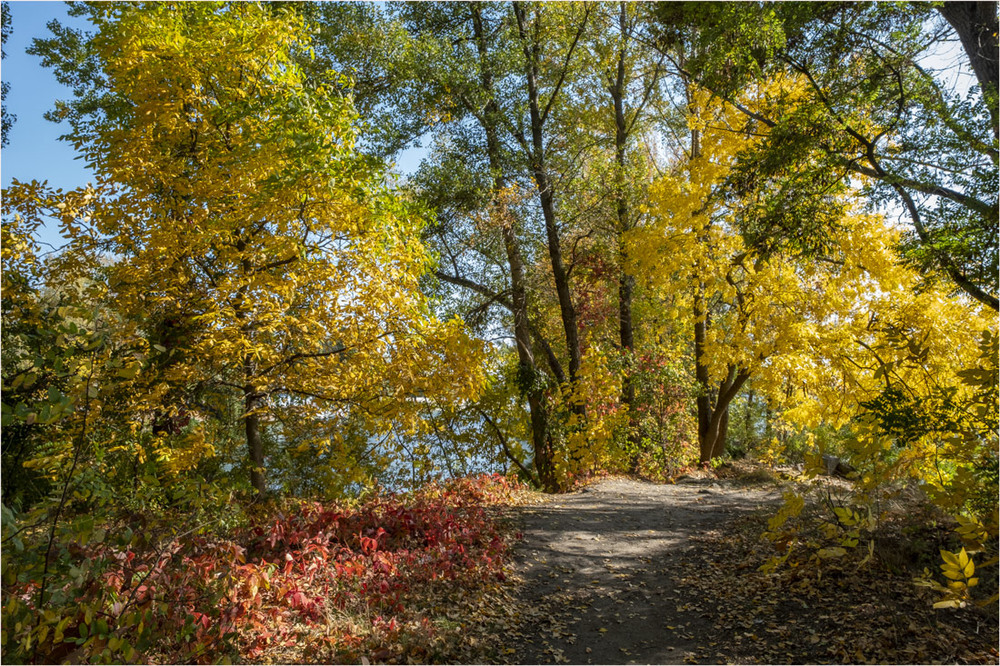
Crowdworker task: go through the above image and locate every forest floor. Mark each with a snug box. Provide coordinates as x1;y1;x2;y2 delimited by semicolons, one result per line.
496;466;998;665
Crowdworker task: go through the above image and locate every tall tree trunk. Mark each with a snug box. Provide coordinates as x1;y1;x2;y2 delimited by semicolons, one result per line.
244;358;266;495
687;117;753;464
235;244;267;496
514;2;584;387
690;125;716;463
473;5;558;491
611;2;640;463
694;284;714;463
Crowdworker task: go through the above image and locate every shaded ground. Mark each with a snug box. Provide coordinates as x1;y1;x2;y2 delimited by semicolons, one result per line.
502;473;998;665
506;476;783;665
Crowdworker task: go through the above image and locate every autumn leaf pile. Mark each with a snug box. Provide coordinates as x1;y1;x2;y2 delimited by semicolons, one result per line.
2;474;525;664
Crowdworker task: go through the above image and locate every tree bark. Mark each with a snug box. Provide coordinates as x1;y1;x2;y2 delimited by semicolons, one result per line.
693;285;715;462
473;5;559;491
514;2;584;388
243;353;266;495
610;2;640;463
245;395;266;495
710;405;730;460
699;369;751;463
690;124;717;464
937;1;999;139
694;274;752;462
235;243;267;496
685;109;755;463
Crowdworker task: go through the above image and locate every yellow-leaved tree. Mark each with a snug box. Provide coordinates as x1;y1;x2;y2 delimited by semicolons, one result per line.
640;81;997;607
631;83;833;463
7;1;484;495
631;81;990;466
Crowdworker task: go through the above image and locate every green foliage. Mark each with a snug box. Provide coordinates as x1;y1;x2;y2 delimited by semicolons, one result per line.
0;280;246;662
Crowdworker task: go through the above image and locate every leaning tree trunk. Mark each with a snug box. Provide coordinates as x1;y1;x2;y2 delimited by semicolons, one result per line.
710;404;730;460
701;366;752;463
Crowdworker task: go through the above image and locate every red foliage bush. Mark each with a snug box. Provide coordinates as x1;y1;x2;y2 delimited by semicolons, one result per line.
15;474;523;663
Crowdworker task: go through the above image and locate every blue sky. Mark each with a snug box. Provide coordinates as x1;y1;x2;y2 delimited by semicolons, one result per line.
2;1;92;190
2;4;90;167
2;2;92;249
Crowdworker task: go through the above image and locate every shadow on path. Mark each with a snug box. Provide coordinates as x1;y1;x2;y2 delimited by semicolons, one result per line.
508;477;782;665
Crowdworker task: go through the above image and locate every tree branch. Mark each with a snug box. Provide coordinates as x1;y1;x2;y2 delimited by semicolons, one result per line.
477;407;539;487
540;5;592;125
435;270;567;383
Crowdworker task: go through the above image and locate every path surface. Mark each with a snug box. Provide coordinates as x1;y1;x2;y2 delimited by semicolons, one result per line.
508;477;782;665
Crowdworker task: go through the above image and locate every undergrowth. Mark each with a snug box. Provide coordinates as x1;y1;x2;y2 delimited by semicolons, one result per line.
2;474;527;664
674;465;998;664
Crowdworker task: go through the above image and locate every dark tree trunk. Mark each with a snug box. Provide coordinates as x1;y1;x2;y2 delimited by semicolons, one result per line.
685;118;753;463
473;5;559;491
244;354;266;495
694;268;751;462
694;286;714;463
937;1;999;139
245;399;266;495
514;2;584;388
691;122;716;463
699;369;750;463
711;404;730;459
611;2;640;462
235;247;267;496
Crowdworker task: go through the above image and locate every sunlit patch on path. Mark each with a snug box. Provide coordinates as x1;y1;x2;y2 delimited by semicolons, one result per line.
506;477;782;665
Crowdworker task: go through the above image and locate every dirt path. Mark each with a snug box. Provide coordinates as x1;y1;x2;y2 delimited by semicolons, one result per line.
507;477;783;665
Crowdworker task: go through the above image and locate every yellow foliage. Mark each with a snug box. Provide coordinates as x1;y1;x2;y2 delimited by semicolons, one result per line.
154;427;214;476
634;80;952;422
918;547;984;609
4;2;488;494
550;344;628;486
637;78;995;500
